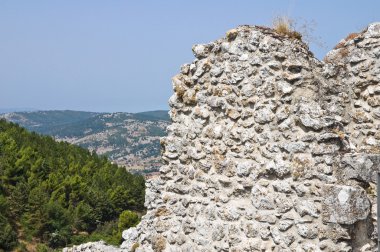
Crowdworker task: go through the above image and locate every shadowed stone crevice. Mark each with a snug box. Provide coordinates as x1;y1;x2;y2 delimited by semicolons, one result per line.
350;218;374;252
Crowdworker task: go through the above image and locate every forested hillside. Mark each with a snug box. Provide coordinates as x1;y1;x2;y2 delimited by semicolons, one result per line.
1;110;170;173
0;119;145;251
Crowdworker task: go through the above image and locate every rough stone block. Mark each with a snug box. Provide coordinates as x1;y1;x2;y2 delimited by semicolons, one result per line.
322;184;370;225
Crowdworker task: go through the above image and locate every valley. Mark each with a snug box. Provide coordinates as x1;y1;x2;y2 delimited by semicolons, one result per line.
0;110;170;174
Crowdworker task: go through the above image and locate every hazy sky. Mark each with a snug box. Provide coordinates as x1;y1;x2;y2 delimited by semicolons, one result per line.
0;1;379;112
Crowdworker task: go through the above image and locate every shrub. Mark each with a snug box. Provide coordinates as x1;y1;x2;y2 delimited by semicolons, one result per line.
118;210;140;232
36;243;50;252
87;221;119;246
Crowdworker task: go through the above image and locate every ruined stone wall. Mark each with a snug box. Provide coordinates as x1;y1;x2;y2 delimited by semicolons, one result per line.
65;23;380;252
118;23;380;252
115;23;380;252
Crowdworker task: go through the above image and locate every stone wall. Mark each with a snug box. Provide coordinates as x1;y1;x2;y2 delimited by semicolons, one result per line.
118;23;380;252
67;23;380;252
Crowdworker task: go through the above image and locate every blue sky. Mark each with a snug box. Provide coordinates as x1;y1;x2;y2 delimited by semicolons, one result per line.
0;1;379;112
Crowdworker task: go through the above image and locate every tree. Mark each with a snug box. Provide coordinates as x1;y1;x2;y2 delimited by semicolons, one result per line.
118;210;139;232
0;120;146;249
73;202;96;232
0;214;18;250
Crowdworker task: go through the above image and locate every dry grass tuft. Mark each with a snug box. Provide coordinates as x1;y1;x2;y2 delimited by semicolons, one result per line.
334;32;361;49
345;32;360;41
226;29;238;41
131;243;140;252
339;48;349;58
272;16;302;41
333;42;345;50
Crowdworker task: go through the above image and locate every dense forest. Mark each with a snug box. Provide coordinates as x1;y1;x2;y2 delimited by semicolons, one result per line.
0;119;145;251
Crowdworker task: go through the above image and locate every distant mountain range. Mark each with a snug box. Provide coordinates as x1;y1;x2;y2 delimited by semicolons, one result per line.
0;110;170;173
0;107;37;114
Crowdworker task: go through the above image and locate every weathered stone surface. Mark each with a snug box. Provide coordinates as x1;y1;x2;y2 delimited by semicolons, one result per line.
366;22;380;38
294;199;320;218
322;185;370;225
337;154;380;183
296;223;318;239
299;114;325;130
118;23;380;252
278;219;293;231
63;241;122;252
67;22;380;252
120;228;139;250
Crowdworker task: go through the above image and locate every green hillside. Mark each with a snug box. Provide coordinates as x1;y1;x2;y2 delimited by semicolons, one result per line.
0;119;145;251
42;112;168;138
1;110;170;173
134;110;170;121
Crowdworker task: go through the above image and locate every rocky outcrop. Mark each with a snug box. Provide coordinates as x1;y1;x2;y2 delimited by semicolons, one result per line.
118;23;380;252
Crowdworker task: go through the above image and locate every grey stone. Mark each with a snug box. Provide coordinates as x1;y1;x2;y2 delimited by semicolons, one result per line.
322;185;370;225
272;180;292;193
296;223;318;239
64;241;123;252
266;157;290;178
236;160;253;176
255;212;277;224
254;107;274;124
211;223;226;241
251;185;275;210
277;81;293;95
366;22;380;38
337;154;380;183
274;194;293;213
299;114;324;130
95;23;380;252
192;44;212;58
294;199;319;218
241;84;255;97
281;141;307;153
218;206;241;221
271;227;295;246
278;219;293;231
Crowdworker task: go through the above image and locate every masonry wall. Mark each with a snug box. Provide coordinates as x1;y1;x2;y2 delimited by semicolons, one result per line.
118;23;380;252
